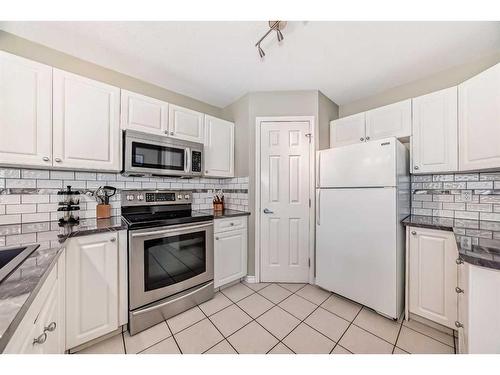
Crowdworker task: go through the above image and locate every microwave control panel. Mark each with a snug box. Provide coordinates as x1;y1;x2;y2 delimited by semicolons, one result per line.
192;151;202;173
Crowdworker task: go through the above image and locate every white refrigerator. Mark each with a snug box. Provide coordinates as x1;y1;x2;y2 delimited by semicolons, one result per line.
316;137;409;319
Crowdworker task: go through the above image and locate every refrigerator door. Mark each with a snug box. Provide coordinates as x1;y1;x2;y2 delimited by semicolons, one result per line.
316;187;402;318
318;137;397;188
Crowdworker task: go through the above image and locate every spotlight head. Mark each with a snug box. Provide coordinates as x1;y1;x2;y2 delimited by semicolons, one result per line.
277;29;284;42
258;44;265;58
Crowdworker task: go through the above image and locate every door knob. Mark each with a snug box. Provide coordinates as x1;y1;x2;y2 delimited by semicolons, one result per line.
55;158;62;163
455;287;464;294
263;208;274;214
170;131;174;136
411;231;417;235
455;321;464;328
456;258;464;265
110;237;116;242
414;166;419;170
33;332;47;345
44;322;57;332
42;156;50;161
365;136;370;141
359;137;365;142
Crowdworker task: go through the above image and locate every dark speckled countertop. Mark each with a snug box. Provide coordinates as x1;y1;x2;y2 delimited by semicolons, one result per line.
198;209;250;219
0;217;126;352
402;215;500;271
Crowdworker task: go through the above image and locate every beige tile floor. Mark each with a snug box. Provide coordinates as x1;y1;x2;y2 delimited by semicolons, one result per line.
77;282;456;354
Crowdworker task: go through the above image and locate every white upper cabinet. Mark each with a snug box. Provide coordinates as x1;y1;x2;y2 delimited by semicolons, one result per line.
168;104;204;143
329;113;366;147
120;90;169;135
204;115;234;177
408;227;458;330
0;51;53;167
412;87;458;174
66;232;119;350
458;63;500;171
365;99;411;140
53;69;121;171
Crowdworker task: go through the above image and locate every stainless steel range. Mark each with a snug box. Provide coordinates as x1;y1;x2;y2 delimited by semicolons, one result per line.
121;190;214;335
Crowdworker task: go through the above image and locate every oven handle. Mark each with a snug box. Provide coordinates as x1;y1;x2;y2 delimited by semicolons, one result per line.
184;148;190;174
131;222;213;238
130;281;214;316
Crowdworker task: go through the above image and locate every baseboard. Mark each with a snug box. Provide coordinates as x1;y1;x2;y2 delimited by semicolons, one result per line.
244;275;256;283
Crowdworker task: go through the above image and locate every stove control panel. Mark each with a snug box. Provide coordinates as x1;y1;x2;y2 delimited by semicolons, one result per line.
122;190;193;207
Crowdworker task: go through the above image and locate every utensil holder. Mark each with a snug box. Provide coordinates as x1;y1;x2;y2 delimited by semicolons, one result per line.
213;202;224;212
96;204;112;219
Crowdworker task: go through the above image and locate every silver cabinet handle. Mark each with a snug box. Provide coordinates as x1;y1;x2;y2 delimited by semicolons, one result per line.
215;236;219;240
44;322;56;332
170;131;174;136
110;237;116;242
411;231;417;235
33;332;47;345
55;158;62;163
455;287;464;294
359;137;365;142
414;166;419;170
230;222;234;226
43;156;50;161
456;258;464;265
263;208;274;214
365;136;370;141
455;321;464;329
164;130;169;134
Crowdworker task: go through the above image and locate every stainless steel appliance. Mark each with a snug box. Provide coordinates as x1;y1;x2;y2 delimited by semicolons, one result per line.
0;244;40;282
122;189;214;335
122;130;203;178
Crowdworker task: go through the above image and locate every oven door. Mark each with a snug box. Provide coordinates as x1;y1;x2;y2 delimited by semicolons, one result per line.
124;133;189;177
129;221;214;310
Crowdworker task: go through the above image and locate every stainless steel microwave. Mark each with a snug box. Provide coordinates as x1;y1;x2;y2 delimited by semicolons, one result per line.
122;130;203;178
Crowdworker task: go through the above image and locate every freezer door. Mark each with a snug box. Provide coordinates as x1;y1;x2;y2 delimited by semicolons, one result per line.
316;187;402;318
317;137;397;188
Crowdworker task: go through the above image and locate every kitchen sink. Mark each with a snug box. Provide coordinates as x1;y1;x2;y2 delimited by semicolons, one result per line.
0;244;40;283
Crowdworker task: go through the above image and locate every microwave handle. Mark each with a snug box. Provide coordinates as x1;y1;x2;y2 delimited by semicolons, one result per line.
184;148;190;173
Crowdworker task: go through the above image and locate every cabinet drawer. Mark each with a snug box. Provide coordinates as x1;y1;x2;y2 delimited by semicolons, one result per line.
214;216;247;233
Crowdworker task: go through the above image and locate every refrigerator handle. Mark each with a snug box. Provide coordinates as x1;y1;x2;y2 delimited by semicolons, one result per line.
317;152;321;188
316;190;321;225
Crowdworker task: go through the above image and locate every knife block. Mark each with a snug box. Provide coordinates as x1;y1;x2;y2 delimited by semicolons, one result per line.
96;204;111;219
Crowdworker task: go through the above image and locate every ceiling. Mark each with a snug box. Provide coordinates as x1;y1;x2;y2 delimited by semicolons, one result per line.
1;21;500;108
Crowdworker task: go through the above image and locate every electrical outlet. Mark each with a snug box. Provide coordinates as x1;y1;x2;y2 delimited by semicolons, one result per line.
461;190;473;202
460;236;472;251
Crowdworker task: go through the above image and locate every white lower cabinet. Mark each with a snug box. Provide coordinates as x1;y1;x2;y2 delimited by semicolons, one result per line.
457;262;500;354
214;217;248;288
408;227;458;330
4;250;66;354
65;232;119;349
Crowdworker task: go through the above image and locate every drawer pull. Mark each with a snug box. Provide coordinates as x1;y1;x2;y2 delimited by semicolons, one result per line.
33;332;47;345
455;287;464;294
110;237;116;242
230;222;234;226
455;321;464;329
411;231;417;235
215;237;219;241
44;322;57;332
456;258;464;265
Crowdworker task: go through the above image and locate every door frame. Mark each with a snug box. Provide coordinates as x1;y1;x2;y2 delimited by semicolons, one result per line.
254;116;316;284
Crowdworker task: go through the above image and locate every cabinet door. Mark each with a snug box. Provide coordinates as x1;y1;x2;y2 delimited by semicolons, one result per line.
0;51;52;167
66;232;118;349
412;87;458;174
53;69;121;171
366;99;411;140
204;115;234;177
214;228;247;288
329;113;366;147
457;260;469;354
458;63;500;171
168;104;204;143
409;227;458;329
121;90;168;135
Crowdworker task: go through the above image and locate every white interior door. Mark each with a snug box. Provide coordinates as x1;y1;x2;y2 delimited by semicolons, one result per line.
260;121;310;283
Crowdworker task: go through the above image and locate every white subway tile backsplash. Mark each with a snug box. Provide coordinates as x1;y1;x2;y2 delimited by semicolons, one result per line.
64;180;87;189
0;168;21;178
21;194;50;204
454;173;479;181
21;212;50;223
0;195;21;204
50;170;75;180
37;179;63;189
6;204;36;214
0;205;4;215
480;212;500;221
21;169;50;179
6;179;36;189
0;214;21;225
6;233;37;246
466;181;493;190
75;172;97;180
466;203;493;212
455;211;479;220
97;173;117;181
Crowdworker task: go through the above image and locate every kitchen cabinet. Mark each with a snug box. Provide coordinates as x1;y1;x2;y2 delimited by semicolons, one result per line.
168;104;204;143
53;69;121;171
120;90;169;135
65;232;119;349
458;62;500;171
408;227;458;330
411;87;458;174
365;99;412;141
457;262;500;354
214;216;247;288
0;51;53;168
204;115;234;177
329;113;366;147
4;250;65;354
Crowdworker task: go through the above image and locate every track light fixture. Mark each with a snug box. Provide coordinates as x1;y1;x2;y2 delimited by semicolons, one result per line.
255;21;286;58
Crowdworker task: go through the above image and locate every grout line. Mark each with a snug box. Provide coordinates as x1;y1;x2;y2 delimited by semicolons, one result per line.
392;318;404;354
121;332;127;354
134;321;176;354
329;306;363;354
402;323;455;349
200;301;240;354
165;320;183;354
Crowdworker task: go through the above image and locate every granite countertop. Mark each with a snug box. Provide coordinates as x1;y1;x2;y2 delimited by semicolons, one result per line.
0;216;126;352
402;215;500;271
198;209;251;219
